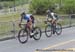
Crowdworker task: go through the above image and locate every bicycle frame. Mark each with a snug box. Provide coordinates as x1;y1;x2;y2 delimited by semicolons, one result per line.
45;21;57;34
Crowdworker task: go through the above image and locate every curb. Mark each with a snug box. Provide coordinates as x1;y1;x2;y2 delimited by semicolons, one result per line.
0;36;15;42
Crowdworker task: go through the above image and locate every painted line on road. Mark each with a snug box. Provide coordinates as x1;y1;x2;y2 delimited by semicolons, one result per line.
43;39;75;50
55;48;75;52
68;48;75;51
35;39;75;52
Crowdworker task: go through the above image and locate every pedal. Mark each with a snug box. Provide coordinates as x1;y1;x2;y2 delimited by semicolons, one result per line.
30;35;33;38
53;30;55;34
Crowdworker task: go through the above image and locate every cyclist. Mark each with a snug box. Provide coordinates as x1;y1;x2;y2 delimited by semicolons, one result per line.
46;8;59;34
19;12;35;37
46;8;58;24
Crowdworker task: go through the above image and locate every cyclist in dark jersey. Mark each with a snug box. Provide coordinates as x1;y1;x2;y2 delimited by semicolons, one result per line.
46;8;59;34
46;9;58;24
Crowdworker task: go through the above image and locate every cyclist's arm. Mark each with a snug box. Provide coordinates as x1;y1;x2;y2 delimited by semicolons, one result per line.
54;13;59;20
19;16;23;24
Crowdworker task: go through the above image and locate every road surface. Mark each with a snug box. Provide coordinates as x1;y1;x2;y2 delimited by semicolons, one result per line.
0;27;75;52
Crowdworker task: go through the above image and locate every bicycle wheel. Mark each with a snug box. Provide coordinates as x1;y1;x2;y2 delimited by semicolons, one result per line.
33;27;42;40
45;25;52;37
18;29;28;44
55;23;62;35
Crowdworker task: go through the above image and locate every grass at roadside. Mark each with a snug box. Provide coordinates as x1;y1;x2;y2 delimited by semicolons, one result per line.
0;12;20;37
0;13;20;22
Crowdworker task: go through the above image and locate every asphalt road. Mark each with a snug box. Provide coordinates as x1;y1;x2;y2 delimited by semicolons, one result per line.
0;27;75;52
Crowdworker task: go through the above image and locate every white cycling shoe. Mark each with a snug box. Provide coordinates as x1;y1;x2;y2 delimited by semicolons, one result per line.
31;33;34;36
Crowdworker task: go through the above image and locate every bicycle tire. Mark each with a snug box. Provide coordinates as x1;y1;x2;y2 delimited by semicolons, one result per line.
33;27;42;40
18;29;28;44
45;25;52;37
55;23;62;35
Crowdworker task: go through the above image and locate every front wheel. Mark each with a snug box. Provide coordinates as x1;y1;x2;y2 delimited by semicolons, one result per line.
45;25;52;37
33;27;42;40
55;23;62;35
18;29;28;44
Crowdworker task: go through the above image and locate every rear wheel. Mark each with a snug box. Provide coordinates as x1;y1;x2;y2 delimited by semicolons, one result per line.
55;23;62;35
33;27;42;40
18;29;28;44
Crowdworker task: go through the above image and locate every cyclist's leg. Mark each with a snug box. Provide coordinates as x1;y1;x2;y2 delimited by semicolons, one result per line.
27;19;36;36
27;20;32;32
52;19;57;34
30;16;35;33
27;20;34;37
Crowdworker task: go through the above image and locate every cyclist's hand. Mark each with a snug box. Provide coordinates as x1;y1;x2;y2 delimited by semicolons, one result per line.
19;23;21;28
44;21;47;24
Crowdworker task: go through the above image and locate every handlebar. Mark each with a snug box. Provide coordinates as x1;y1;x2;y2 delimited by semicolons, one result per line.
19;23;26;28
44;20;52;24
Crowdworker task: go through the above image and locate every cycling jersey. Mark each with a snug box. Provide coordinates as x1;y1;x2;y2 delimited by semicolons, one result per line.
51;12;57;20
47;12;58;20
23;14;35;23
23;14;32;21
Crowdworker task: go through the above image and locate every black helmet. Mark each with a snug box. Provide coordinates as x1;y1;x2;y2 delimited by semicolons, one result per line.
47;10;50;13
51;7;55;12
21;12;26;16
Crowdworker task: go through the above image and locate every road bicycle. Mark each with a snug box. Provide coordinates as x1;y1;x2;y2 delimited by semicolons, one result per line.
44;20;62;37
18;23;42;44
